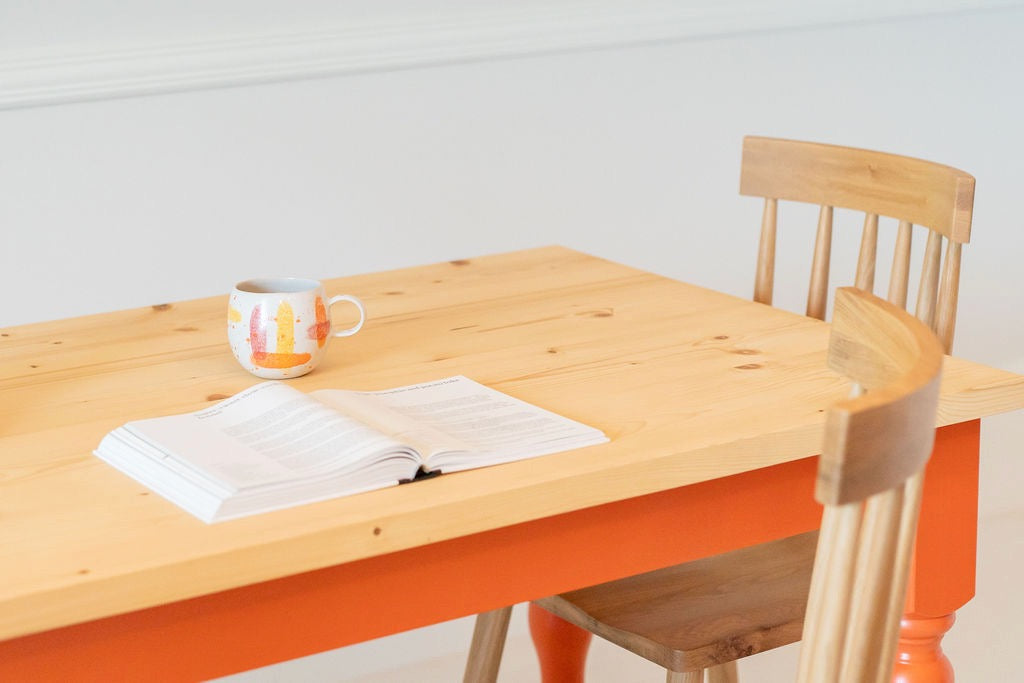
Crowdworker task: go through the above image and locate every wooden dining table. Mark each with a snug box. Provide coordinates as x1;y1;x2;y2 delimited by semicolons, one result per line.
2;246;1022;682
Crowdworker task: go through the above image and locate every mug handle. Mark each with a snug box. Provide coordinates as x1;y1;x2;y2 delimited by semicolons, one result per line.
327;295;366;337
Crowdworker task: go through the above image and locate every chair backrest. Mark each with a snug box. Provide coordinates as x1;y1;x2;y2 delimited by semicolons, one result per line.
797;287;944;683
740;136;975;353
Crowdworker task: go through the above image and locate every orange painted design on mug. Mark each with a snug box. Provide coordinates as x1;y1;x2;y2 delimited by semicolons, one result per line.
308;297;330;348
250;303;311;369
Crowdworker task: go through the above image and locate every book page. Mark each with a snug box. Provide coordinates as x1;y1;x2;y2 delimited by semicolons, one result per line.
317;376;608;472
123;382;419;490
313;382;475;459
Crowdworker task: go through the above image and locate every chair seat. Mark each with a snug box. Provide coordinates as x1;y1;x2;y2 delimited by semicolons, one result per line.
534;531;818;673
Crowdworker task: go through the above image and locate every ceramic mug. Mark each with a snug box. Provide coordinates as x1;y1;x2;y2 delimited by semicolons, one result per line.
228;278;365;379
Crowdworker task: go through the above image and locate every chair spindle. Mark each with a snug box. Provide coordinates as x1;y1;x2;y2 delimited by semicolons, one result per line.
855;213;879;293
888;220;914;309
807;206;834;319
754;198;778;305
915;231;943;331
798;501;861;681
935;240;963;353
877;470;926;680
841;487;905;682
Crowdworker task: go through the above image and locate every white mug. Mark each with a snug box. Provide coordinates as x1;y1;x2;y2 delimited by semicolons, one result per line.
228;278;366;379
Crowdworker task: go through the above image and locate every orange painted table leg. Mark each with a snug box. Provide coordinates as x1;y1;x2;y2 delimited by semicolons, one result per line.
530;604;591;683
896;420;980;682
893;614;956;683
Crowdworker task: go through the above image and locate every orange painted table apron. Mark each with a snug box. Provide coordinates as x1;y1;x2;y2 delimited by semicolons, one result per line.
2;247;1021;682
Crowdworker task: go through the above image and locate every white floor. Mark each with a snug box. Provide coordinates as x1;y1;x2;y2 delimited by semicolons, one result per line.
218;412;1024;682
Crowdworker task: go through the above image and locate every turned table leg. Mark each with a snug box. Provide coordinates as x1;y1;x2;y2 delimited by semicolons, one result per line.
893;613;956;683
895;420;980;683
529;603;591;683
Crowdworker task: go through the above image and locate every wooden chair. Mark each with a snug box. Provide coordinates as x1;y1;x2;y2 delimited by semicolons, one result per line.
463;139;973;683
745;135;974;353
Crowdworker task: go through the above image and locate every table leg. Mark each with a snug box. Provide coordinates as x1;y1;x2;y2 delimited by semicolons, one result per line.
895;420;980;683
529;603;591;683
893;613;955;682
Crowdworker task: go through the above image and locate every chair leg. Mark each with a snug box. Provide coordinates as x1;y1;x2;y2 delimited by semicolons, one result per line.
708;661;738;683
464;606;514;683
666;670;703;683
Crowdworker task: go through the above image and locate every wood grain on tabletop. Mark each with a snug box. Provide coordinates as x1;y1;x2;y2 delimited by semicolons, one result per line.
1;245;1022;641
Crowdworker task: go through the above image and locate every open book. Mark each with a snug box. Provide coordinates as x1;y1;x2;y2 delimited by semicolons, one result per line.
95;376;608;523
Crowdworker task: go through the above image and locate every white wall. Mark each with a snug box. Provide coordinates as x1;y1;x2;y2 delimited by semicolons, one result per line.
3;3;1024;681
3;4;1022;371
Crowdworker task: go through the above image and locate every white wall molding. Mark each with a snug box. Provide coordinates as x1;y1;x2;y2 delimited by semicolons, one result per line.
2;0;1021;110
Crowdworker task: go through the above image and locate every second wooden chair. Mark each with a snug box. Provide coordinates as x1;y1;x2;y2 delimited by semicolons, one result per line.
463;137;971;682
